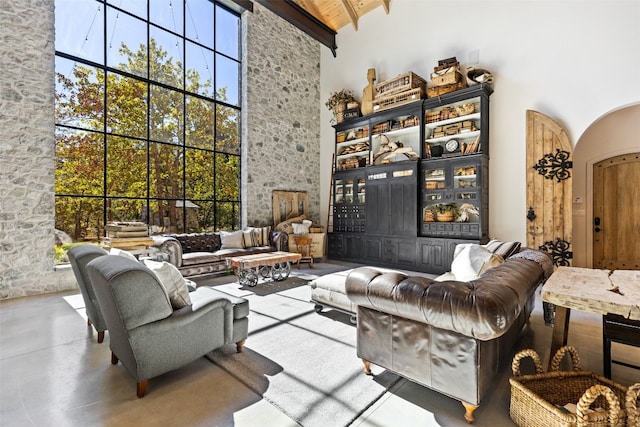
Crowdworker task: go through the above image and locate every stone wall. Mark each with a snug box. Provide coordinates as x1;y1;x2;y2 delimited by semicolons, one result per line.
0;0;321;300
0;0;73;299
241;3;321;228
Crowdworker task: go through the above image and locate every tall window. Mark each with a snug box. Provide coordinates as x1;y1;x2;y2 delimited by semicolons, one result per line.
54;0;241;243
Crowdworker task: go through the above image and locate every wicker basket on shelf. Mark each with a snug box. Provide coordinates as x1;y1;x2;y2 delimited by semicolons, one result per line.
509;346;629;427
436;211;454;222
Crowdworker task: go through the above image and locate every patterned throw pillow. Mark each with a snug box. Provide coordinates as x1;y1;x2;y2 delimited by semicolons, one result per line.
242;226;272;247
143;260;192;309
483;239;521;259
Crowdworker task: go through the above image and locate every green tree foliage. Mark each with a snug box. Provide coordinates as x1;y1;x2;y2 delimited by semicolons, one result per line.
55;40;240;241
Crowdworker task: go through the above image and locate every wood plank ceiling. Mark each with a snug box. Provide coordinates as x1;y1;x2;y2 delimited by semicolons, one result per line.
292;0;389;31
251;0;390;55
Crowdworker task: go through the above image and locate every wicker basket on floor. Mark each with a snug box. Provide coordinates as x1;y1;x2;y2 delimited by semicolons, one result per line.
509;346;628;427
626;383;640;426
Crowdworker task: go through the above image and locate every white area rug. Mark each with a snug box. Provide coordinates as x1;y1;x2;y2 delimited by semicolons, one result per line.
205;278;400;427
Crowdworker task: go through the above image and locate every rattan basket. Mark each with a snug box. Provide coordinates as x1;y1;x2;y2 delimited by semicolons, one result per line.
509;346;628;427
626;383;640;426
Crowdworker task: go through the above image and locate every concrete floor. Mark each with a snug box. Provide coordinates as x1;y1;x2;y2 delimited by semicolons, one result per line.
1;263;639;427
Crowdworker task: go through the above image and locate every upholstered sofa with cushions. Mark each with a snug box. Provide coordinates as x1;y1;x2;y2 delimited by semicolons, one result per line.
309;239;524;318
344;247;553;423
151;227;288;277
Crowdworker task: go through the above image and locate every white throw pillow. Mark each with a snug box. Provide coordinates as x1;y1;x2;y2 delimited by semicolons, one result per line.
220;230;245;250
143;260;192;309
109;247;138;262
450;244;504;282
292;220;313;234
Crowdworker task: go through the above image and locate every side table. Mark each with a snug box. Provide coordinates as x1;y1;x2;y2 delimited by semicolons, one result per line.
541;266;640;372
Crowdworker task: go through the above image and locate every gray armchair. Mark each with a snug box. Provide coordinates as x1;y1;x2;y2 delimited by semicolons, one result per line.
67;245;109;343
86;255;248;397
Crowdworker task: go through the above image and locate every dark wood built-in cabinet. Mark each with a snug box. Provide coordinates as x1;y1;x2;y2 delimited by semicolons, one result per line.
329;84;492;274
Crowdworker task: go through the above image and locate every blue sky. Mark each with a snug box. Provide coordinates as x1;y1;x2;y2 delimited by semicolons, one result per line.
55;0;239;105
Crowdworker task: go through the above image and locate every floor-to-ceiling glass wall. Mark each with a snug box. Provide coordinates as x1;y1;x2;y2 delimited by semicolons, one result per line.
54;0;241;256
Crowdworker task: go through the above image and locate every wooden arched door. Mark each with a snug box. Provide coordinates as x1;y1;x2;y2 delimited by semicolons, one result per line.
593;153;640;270
526;110;573;267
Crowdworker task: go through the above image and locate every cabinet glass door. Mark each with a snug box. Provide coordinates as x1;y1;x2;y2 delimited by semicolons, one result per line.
345;178;354;204
424;167;446;190
335;179;344;204
357;178;365;204
453;163;480;222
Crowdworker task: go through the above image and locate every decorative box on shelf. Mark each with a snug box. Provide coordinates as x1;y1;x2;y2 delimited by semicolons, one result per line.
375;71;427;98
373;87;423;112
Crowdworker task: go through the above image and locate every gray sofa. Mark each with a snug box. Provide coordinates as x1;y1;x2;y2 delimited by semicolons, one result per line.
344;249;553;423
152;229;288;277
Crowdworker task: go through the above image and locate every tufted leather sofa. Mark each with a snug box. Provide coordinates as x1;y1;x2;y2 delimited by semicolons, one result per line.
151;230;288;277
345;249;553;423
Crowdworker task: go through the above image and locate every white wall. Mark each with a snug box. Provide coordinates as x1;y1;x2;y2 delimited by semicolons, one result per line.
319;0;640;244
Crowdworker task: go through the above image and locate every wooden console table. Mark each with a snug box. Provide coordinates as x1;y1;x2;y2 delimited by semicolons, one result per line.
541;266;640;369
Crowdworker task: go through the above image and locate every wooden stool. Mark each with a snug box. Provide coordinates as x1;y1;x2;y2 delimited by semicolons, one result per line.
602;313;640;378
293;235;313;268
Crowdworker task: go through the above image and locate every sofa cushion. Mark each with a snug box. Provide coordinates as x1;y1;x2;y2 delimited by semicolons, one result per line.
450;243;504;281
220;230;245;250
143;260;192;309
181;251;226;266
191;287;250;320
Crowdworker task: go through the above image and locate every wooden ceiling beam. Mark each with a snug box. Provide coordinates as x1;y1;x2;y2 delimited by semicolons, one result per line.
380;0;390;15
340;0;359;31
255;0;338;56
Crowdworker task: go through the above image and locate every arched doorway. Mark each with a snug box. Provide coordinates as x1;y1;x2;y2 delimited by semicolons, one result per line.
592;153;640;269
572;103;640;268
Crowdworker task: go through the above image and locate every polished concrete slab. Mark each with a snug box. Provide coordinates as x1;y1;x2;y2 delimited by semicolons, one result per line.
1;263;639;427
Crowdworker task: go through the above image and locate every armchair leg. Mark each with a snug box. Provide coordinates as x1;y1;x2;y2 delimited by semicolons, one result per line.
97;331;105;343
362;359;372;375
137;380;147;398
236;339;246;353
111;352;119;365
462;401;478;423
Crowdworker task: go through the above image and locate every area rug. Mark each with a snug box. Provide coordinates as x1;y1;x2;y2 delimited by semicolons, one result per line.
205;280;400;427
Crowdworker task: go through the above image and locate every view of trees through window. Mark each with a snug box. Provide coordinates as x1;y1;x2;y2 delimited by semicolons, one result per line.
54;0;241;246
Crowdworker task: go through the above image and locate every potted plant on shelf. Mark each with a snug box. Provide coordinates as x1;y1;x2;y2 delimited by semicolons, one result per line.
431;203;459;222
326;89;355;124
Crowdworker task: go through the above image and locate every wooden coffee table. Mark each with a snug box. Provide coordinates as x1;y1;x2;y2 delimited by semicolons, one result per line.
226;251;302;287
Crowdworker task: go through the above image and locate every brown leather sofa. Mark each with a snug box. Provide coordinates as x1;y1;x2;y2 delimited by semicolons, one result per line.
345;249;553;423
151;230;288;277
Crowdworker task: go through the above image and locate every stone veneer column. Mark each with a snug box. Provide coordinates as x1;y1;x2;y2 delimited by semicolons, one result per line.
0;0;75;299
241;3;321;227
